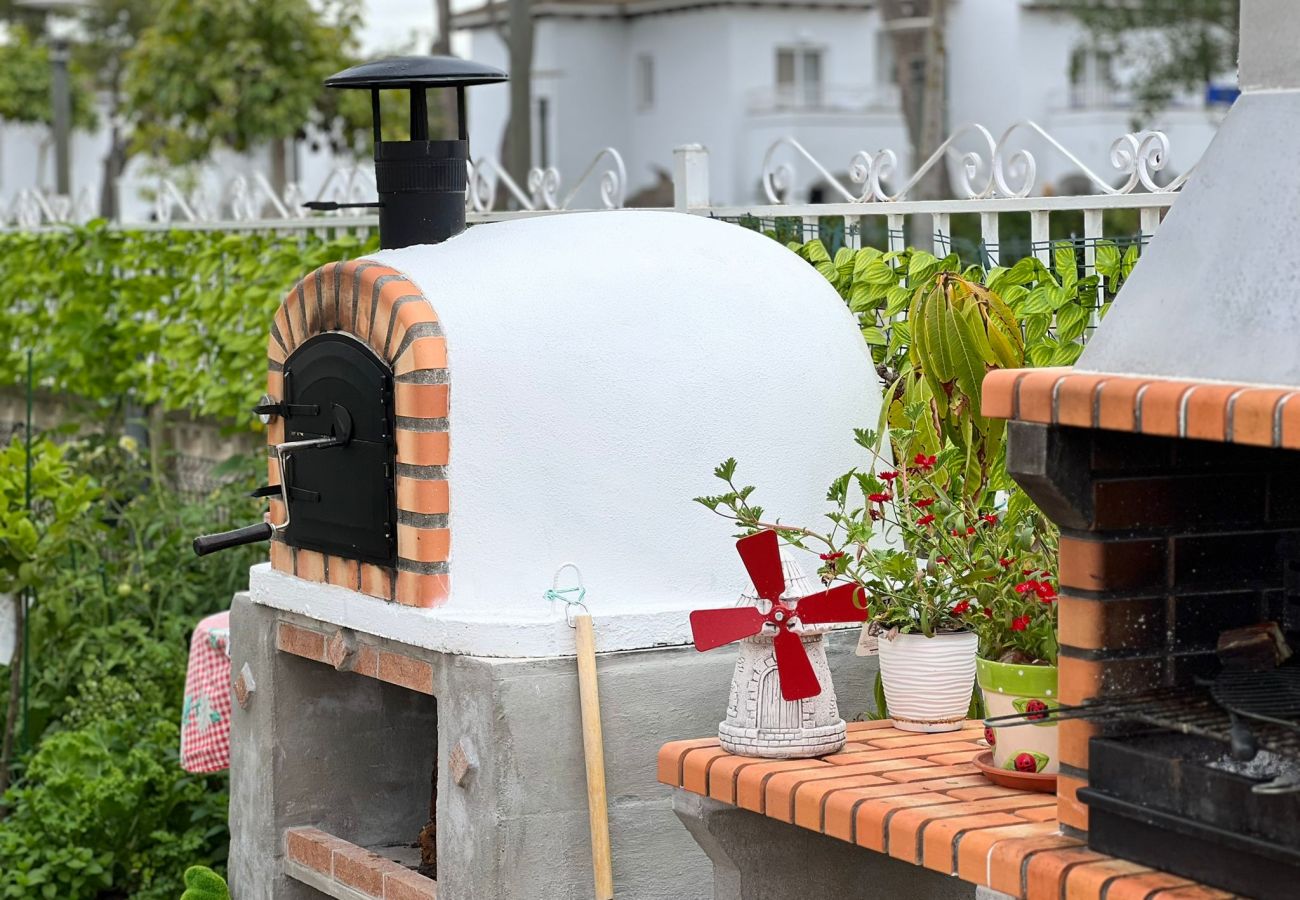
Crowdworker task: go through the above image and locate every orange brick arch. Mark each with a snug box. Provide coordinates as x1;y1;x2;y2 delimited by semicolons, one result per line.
264;259;450;608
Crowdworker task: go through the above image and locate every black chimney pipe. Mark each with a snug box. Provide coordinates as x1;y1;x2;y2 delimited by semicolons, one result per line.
322;56;507;250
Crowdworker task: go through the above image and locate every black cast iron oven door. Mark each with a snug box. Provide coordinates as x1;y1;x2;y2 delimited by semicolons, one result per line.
282;332;397;565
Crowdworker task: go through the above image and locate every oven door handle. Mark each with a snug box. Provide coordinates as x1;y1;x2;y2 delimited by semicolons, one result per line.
192;410;351;557
193;522;275;556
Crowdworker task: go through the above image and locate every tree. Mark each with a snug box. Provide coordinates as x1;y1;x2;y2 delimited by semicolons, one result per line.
431;0;457;131
881;0;952;250
74;0;156;219
122;0;365;193
0;24;94;128
491;0;534;191
1060;0;1239;122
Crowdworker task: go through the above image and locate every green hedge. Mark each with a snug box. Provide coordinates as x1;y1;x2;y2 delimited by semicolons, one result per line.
0;223;378;427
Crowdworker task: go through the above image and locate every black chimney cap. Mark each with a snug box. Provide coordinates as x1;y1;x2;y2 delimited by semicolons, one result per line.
326;55;506;90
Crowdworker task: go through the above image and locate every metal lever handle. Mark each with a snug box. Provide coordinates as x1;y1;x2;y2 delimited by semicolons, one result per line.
192;406;352;557
193;522;274;556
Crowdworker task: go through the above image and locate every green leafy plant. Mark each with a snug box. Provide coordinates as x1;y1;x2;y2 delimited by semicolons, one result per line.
0;437;250;896
0;437;100;800
0;438;99;597
790;236;1136;377
0;620;228;900
696;409;1056;649
181;865;230;900
0;225;377;453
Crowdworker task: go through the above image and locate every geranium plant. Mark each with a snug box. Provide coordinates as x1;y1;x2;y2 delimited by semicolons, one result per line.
696;410;1058;661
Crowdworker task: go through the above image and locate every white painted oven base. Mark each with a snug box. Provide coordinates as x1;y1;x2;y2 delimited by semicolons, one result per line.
252;561;730;656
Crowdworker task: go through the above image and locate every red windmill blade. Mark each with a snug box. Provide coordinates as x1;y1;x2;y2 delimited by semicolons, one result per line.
689;530;870;701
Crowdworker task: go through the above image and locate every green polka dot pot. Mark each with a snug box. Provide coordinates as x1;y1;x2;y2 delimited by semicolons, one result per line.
976;658;1058;775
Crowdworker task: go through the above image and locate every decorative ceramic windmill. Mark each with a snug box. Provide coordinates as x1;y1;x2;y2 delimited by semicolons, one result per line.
691;529;869;758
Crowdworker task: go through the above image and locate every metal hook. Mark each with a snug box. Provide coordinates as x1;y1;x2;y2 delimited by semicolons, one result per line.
545;563;588;628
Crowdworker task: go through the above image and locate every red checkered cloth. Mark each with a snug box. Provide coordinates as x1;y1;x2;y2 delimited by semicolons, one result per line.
180;611;232;773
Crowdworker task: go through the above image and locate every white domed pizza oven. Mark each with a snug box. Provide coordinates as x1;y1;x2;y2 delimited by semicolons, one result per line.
215;55;881;900
243;210;878;655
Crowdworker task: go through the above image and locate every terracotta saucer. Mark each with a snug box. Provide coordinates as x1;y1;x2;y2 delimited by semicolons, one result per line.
973;750;1057;793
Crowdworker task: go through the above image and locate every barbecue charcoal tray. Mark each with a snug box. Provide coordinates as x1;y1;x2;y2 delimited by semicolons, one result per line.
1081;732;1300;899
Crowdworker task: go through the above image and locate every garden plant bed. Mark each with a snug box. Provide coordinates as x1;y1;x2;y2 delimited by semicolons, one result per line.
658;720;1231;899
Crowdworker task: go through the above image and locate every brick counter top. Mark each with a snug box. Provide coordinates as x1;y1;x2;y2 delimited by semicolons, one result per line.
658;720;1232;899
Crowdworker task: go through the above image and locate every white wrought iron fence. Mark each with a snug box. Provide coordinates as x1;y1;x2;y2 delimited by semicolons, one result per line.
0;119;1193;270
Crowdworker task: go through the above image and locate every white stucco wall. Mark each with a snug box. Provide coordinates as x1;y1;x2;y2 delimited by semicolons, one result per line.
380;210;879;609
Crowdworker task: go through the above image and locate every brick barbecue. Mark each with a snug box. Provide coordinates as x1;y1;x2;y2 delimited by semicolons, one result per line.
979;2;1300;894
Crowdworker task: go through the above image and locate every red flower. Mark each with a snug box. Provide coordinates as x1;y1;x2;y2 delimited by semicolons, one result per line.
967;526;976;536
1015;580;1040;594
1014;752;1038;773
984;726;996;746
868;492;893;503
980;514;999;525
1035;581;1057;602
914;497;935;508
982;608;994;619
951;600;971;616
912;453;937;470
880;471;899;482
936;555;951;564
1011;615;1031;632
999;557;1015;568
819;551;845;562
917;514;936;526
1024;699;1049;722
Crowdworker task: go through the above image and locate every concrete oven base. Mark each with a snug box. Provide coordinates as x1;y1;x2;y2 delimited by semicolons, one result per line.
226;592;879;900
673;791;981;900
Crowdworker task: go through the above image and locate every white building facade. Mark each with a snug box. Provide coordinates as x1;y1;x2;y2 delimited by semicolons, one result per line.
0;0;1234;219
456;0;1233;205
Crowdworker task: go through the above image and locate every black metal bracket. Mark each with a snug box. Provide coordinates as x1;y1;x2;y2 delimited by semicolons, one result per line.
302;201;383;212
253;401;320;419
251;484;320;503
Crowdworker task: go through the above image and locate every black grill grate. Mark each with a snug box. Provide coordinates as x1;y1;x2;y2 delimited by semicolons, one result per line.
986;680;1300;762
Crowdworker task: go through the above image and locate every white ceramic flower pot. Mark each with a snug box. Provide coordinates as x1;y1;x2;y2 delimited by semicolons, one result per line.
876;630;977;733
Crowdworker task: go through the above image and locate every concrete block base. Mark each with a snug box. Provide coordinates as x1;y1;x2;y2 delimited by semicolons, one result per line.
227;593;878;899
673;790;977;900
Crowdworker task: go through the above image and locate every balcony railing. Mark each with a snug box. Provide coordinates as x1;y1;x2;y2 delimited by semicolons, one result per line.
1048;83;1235;112
746;83;902;116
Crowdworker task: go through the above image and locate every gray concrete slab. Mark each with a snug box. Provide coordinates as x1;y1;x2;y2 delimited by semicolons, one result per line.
673;790;977;900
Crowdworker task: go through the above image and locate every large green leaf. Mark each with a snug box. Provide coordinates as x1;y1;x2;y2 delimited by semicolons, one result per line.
1056;301;1089;343
949;302;991;405
861;326;888;346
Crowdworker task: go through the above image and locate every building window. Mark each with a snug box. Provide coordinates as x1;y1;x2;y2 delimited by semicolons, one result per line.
1069;47;1116;109
636;55;654;111
776;46;824;109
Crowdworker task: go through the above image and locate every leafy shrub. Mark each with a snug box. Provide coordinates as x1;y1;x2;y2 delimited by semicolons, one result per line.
0;224;377;426
0;621;228;899
0;438;253;898
181;866;230;900
787;237;1136;375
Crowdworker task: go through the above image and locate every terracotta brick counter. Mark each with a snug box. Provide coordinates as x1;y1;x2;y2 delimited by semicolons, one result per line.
659;720;1233;899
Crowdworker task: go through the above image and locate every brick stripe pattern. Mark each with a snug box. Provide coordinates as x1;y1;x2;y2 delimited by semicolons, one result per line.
982;365;1300;832
285;827;437;899
277;621;434;695
267;259;450;609
659;722;1230;900
982;366;1300;449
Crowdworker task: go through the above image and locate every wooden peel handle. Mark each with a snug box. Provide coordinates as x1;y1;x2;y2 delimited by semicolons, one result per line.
574;613;615;900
